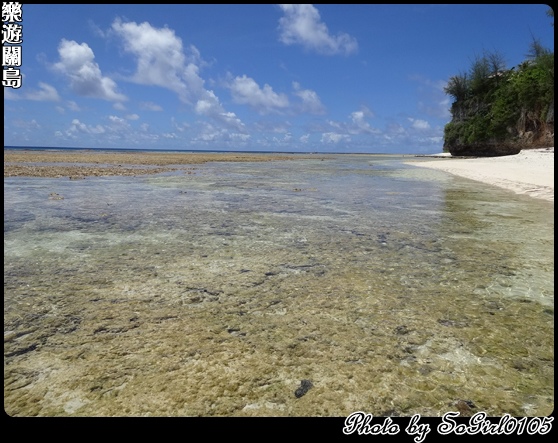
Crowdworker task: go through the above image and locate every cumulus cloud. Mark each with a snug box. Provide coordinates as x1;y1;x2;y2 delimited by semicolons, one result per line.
108;115;126;124
321;132;350;144
111;19;245;131
408;118;430;130
193;122;226;142
68;118;105;135
230;133;251;142
62;115;144;142
53;39;127;102
111;19;191;97
218;111;245;130
4;82;60;101
278;4;358;56
228;74;289;114
348;108;380;134
171;117;190;132
292;81;325;114
272;132;293;145
319;107;380;137
193;122;252;146
26;82;60;101
11;119;41;130
66;101;81;111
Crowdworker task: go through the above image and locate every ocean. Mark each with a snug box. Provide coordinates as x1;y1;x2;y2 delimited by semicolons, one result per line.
4;151;554;417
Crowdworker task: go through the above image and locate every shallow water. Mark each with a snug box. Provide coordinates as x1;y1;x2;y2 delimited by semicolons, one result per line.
4;154;554;417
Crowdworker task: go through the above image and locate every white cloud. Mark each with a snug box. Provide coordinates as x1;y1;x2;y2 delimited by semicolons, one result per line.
218;111;245;130
26;82;60;101
348;108;380;134
193;123;223;142
112;19;244;130
108;115;126;124
320;108;380;138
11;119;41;130
4;82;60;101
409;118;430;130
111;19;190;97
327;119;342;130
66;101;81;111
321;132;350;144
228;74;289;114
68;118;106;135
53;39;127;102
171;117;190;132
273;132;293;144
126;114;140;120
292;81;325;114
193;122;251;146
278;4;358;56
230;133;251;142
195;97;214;115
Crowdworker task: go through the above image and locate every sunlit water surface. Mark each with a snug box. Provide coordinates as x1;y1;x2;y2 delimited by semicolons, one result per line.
4;155;554;416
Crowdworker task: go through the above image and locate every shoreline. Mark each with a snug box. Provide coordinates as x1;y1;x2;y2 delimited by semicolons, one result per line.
5;149;555;203
406;148;554;202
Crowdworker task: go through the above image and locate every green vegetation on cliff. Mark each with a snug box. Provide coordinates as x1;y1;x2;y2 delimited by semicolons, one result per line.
443;12;554;155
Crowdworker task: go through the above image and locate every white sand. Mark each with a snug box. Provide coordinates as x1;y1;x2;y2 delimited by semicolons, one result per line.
408;148;554;202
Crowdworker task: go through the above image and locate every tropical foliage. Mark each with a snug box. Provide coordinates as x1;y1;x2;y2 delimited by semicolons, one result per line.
443;18;554;152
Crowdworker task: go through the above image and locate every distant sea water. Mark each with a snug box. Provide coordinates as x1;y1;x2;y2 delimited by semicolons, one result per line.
4;148;553;417
4;145;362;155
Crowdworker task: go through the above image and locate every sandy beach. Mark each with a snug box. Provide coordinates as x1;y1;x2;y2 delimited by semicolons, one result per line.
408;148;554;202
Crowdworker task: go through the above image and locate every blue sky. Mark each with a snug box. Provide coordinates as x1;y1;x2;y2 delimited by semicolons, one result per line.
4;4;554;154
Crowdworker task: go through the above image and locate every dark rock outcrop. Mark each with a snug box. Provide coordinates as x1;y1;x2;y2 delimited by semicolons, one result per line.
447;142;522;157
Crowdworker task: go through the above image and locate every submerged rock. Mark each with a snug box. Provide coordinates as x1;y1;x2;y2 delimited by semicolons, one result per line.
294;379;313;398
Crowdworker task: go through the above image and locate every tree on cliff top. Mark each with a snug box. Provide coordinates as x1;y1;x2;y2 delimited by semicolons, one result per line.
443;28;553;154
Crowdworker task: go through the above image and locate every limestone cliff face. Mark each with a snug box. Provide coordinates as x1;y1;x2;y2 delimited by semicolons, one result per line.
444;101;554;157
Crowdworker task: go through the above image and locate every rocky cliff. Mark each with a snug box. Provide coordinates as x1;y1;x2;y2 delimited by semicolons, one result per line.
443;51;554;157
445;105;554;157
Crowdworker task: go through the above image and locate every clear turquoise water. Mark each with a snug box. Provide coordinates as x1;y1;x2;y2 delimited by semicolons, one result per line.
4;155;554;416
